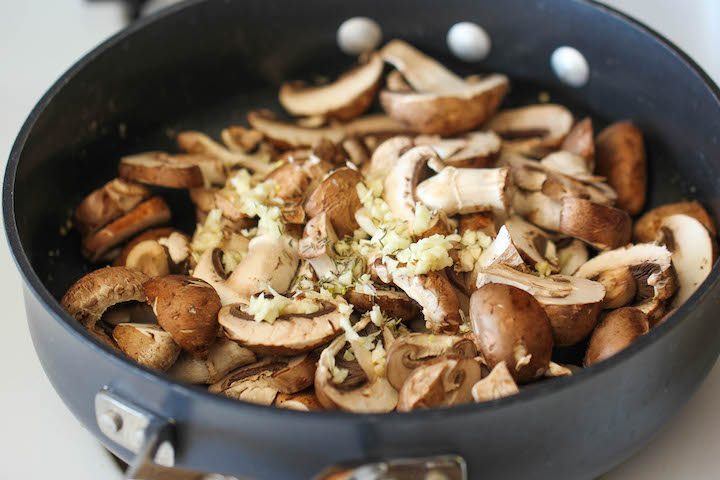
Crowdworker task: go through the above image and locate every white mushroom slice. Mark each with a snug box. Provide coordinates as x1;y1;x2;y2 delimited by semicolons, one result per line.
225;234;299;297
192;248;247;306
476;264;606;346
279;53;383;120
488;104;574;157
385;333;477;390
656;214;716;308
167;352;211;384
633;201;716;243
540;151;593;178
209;355;316;405
219;296;348;355
168;338;256;384
274;390;323;411
504;216;559;270
366;135;413;175
559;197;632;250
384;145;437;222
247;111;408;150
345;289;420;321
390;271;462;334
342;137;370;167
397;355;483;411
575;243;678;322
471;225;529;283
299;212;339;280
177;131;272;176
556;238;589;276
221;126;264;153
112;323;181;371
512;190;562;232
471;361;519;403
416;166;510;217
73;178;151;237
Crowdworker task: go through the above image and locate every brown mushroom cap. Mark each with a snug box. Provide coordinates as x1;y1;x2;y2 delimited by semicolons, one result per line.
144;275;221;358
488;104;574;157
584;308;649;366
74;178;151;237
279;53;383;120
304;167;364;238
471;360;520;403
397;355;483;411
391;270;462;334
633;201;716;243
470;283;554;383
112;323;181;371
559;197;632;250
595;121;646;215
265;155;333;205
560;117;595;170
345;289;421;321
385;333;477;390
119;152;205;188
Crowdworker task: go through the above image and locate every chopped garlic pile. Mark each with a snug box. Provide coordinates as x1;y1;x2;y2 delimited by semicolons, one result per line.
243;287;321;324
189;208;251;273
228;170;286;238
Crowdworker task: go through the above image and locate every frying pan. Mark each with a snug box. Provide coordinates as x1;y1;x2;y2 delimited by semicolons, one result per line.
5;0;720;478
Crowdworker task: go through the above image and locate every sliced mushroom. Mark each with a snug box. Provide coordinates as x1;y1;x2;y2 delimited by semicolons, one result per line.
124;240;170;277
177;131;272;176
475;264;605;346
556;238;589;276
385;333;477;390
471;225;530;277
144;275;221;358
82;197;171;262
390;270;462;334
488;104;574;157
397;355;482;411
167;337;256;384
540;151;593;178
633;201;716;243
414;130;502;169
345;288;420;321
504;216;559;270
470;283;554;382
366;135;414;175
275;389;323;411
113;227;177;267
512;190;562;232
596;267;637;309
119;152;205;188
574;243;677;322
74;178;151;237
584;308;649;366
299;212;340;280
560;117;594;170
247;110;408;150
415;165;510;216
656;214;717;308
192;248;247;306
112;323;181;371
471;361;519;403
384;145;437;222
379;40;508;135
458;211;497;237
559;197;632;250
219;295;349;355
279;53;382;120
221;126;264;153
209;354;316;405
265;155;333;205
304;167;364;238
595;121;646;215
544;361;576;378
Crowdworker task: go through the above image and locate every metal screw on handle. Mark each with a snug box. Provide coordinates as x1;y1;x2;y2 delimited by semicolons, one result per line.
315;455;467;480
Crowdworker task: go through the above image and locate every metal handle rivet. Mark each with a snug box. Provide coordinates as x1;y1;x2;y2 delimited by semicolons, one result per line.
99;411;123;434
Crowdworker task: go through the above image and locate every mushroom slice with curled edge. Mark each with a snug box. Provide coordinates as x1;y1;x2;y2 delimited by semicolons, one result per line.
123;240;170;277
397;355;483;411
61;267;149;350
112;323;181;371
191;248;246;306
275;389;323;411
247;110;408;150
476;264;606;346
414;130;502;169
168;337;256;384
114;227;179;266
556;238;589;276
487;104;574;157
559;197;632;250
279;53;383;120
584;308;649;366
345;288;421;321
385;333;477;390
145;275;222;358
82;197;171;262
366;135;414;175
219;295;349;355
209;354;316;405
471;361;520;403
314;316;398;413
574;243;677;322
561;117;595;171
177;131;272;176
221;126;264;153
379;40;508;135
633;201;716;243
305;167;364;238
119;152;205;188
595;121;646;215
656;214;717;308
299;212;339;280
415;165;510;217
504;216;559;271
384;145;437;222
73;178;151;237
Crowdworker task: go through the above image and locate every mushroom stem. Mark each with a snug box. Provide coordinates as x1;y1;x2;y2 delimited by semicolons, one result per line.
416;166;510;216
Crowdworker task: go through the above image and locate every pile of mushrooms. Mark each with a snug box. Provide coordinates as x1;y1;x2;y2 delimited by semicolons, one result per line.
60;39;717;412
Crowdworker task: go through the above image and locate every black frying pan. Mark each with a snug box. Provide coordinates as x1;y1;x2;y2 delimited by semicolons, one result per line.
5;0;720;478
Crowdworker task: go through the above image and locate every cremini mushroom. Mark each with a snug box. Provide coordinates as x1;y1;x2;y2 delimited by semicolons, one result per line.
397;355;483;411
656;214;717;308
274;389;323;411
556;238;589;276
144;275;222;358
114;227;185;267
73;178;151;237
119;152;206;188
385;333;477;390
209;354;316;405
299;212;340;280
304;167;364;238
112;323;181;371
123;240;170;277
345;288;420;321
574;243;677;322
383;145;437;222
540;151;593;178
265;153;333;205
471;361;519;403
471;225;531;277
414;131;502;169
633;201;716;243
560;117;594;170
82;197;171;262
470;283;554;382
168;337;256;384
559;197;632;250
365;135;414;175
177;130;273;176
595;121;646;215
219;294;349;355
595;267;637;309
379;40;508;135
488;104;574;157
475;264;605;346
279;53;383;120
221;126;264;153
584;308;649;366
191;248;247;306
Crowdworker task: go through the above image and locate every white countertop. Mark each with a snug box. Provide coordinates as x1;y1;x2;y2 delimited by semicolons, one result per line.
0;1;718;478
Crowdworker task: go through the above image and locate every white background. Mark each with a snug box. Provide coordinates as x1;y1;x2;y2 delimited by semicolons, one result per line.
0;1;719;478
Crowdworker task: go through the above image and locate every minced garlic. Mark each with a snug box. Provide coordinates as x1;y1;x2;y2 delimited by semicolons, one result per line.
412;202;433;235
395;234;454;276
535;261;552;277
243;288;321;324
